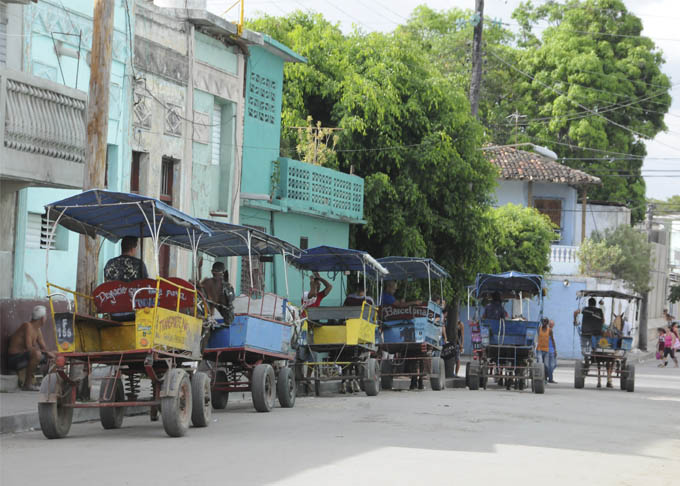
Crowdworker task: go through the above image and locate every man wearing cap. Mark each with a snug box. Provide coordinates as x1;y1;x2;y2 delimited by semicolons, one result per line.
6;306;55;391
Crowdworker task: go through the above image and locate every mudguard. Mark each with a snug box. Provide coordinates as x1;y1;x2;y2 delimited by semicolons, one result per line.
160;368;188;398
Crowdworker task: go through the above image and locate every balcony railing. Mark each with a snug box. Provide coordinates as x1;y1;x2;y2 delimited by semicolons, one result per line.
0;68;86;189
276;157;364;223
550;244;579;275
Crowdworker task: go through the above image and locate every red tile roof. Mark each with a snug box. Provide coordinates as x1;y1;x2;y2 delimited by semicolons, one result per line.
484;146;601;186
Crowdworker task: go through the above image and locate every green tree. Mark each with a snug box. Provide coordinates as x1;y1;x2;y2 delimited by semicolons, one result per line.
594;225;653;294
577;237;623;275
511;0;672;221
669;285;680;304
247;12;499;300
489;204;556;275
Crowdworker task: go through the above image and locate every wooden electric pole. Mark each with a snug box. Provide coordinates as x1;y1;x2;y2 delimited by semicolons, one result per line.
76;0;115;300
469;0;484;118
638;203;655;351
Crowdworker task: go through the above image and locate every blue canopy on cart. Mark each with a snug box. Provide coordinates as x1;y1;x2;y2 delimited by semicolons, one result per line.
290;245;388;276
45;189;212;242
475;271;544;297
166;219;301;258
377;257;450;281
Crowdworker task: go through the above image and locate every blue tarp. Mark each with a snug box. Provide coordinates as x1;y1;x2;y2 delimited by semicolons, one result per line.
290;245;388;276
474;271;544;297
377;257;450;281
45;190;212;242
166;219;301;258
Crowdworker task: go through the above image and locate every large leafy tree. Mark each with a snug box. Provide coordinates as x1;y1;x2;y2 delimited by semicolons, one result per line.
247;13;499;299
511;0;672;221
490;204;556;275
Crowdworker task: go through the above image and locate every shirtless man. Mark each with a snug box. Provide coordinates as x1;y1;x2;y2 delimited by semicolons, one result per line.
199;261;235;325
7;306;55;391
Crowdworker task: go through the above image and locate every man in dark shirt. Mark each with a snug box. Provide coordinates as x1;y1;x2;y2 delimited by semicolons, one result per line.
104;236;149;282
482;292;508;320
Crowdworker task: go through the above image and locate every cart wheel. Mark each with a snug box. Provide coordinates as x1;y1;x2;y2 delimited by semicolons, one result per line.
363;358;380;397
464;362;471;388
191;371;211;427
211;370;229;410
276;366;296;408
38;372;74;439
625;363;635;393
480;365;488;390
532;363;545;394
468;363;480;390
252;364;276;412
161;369;192;437
619;361;627;390
574;361;585;389
99;377;125;430
430;357;445;391
381;359;394;390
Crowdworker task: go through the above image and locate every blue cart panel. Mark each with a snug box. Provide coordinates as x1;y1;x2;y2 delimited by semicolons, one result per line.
590;335;633;351
480;319;539;347
382;318;442;346
206;315;294;357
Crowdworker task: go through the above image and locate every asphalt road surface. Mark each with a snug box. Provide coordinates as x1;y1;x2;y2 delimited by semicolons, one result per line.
1;360;679;486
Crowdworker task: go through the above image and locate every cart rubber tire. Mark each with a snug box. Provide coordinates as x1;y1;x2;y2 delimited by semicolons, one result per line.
625;364;635;393
276;366;296;408
532;363;545;394
381;359;394;390
38;373;74;439
161;370;192;438
363;358;380;397
468;363;480;390
252;364;276;412
574;361;585;389
430;357;445;391
480;365;488;390
465;362;471;388
191;372;212;427
99;377;125;430
211;369;229;410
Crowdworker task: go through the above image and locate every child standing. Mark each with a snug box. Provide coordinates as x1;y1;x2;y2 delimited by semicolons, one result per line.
657;328;667;367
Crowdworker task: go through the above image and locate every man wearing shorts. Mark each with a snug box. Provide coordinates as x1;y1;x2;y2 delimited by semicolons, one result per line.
7;306;55;390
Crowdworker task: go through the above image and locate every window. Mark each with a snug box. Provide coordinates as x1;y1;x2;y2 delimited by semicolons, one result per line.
130;152;142;194
241;225;266;292
26;213;67;250
160;157;174;203
212;104;221;166
533;198;562;229
300;237;309;250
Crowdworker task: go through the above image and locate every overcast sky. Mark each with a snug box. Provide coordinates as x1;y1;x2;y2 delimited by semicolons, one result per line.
208;0;680;200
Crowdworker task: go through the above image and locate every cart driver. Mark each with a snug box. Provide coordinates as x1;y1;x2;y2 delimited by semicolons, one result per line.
482;292;508;320
104;236;149;282
199;261;235;326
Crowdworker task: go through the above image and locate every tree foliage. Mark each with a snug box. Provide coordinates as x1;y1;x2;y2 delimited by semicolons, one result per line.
489;204;556;275
592;225;653;294
669;285;680;304
247;12;499;299
577;237;623;275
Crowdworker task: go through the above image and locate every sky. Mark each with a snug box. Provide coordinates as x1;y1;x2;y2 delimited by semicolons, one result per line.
208;0;680;201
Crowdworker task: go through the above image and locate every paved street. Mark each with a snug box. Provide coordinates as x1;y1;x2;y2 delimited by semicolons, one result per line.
1;360;679;486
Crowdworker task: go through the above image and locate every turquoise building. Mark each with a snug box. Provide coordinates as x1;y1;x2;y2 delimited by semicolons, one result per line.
11;0;133;298
239;37;365;306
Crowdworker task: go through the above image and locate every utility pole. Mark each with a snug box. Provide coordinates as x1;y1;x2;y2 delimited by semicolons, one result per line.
469;0;484;118
638;203;655;351
76;0;115;300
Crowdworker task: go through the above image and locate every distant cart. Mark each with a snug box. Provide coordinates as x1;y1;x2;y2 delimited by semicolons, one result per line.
376;257;449;391
169;220;304;412
573;289;640;392
290;246;388;397
466;271;546;394
41;190;213;438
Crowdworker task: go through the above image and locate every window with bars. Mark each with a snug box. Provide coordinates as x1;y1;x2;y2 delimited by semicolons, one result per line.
160;157;174;203
26;213;67;250
533;198;562;228
240;225;266;292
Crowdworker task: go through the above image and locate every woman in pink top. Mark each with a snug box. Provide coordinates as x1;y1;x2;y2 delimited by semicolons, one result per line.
662;325;679;368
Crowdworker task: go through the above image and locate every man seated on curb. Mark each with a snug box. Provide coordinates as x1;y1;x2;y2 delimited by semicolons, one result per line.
6;306;55;391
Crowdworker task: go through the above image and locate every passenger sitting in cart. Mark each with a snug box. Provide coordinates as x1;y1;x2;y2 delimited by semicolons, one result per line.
380;281;422;307
302;272;332;311
103;236;148;282
343;288;374;306
199;261;235;326
482;292;508;320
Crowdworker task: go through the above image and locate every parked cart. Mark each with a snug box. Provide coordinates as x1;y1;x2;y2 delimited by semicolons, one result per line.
289;246;388;397
41;190;213;438
573;289;640;392
168;220;303;412
466;271;546;394
376;257;449;391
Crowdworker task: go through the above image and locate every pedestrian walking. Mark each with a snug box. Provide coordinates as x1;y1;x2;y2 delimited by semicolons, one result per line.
536;318;556;383
547;319;558;383
665;323;680;368
657;328;667;366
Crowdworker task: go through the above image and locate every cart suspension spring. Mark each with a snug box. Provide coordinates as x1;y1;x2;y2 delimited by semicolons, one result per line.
125;373;140;401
